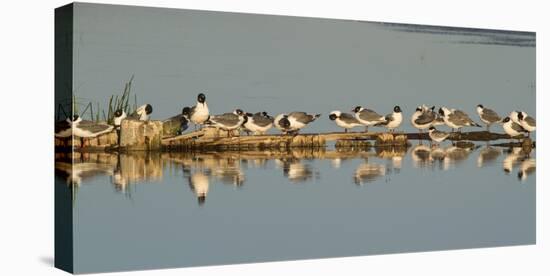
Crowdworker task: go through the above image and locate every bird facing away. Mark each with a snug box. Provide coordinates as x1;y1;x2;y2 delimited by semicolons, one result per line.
206;109;247;137
476;104;501;131
439;107;481;132
243;111;274;135
274;114;292;134
329;110;363;133
411;105;436;133
286;112;321;133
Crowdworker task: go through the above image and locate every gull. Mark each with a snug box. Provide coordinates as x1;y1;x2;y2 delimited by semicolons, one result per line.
476;104;501;131
286;112;321;133
502;116;527;141
243;111;274;135
439;107;481;132
376;105;403;132
129;104;153;121
517;112;536;137
206;109;247;137
428;126;450;146
352;106;386;132
189;93;210;130
329;110;362;132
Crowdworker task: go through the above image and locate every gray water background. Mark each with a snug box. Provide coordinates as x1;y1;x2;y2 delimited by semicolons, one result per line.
68;3;535;134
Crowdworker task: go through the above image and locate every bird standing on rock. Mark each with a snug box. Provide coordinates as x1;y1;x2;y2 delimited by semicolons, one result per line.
113;109;127;129
329;111;363;133
243;111;274;135
502;116;527;142
285;112;321;134
352;106;386;132
189;93;210;130
439;107;481;132
411;105;436;133
274;114;292;135
129;104;153;121
376;105;403;132
205;109;247;137
428;126;450;146
476;104;501;131
517;112;536;137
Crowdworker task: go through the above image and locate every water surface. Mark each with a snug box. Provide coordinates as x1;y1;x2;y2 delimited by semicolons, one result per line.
56;143;535;273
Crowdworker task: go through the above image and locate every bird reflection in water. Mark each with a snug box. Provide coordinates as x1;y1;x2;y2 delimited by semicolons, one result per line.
241;158;270;170
110;153;163;194
477;146;502;168
411;144;432;168
410;144;475;171
276;158;315;183
500;147;535;181
56;142;536;207
56;161;115;186
354;162;386;185
443;146;473;171
518;158;535;181
211;157;245;187
188;172;209;206
375;147;407;173
503;147;524;174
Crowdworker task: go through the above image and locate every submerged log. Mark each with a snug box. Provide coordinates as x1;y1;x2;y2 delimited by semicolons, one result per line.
119;119;163;151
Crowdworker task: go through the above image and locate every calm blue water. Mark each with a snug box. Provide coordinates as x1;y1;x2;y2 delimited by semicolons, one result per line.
55;143;535;273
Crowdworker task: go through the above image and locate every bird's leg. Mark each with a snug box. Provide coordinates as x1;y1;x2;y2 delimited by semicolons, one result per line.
365;126;368;133
345;128;348;133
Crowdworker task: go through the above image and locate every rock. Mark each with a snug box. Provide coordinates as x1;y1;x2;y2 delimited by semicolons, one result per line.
119;119;163;151
203;127;240;138
375;133;408;146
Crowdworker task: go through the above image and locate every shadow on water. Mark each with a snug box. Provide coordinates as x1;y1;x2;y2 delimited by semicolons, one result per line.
55;143;535;206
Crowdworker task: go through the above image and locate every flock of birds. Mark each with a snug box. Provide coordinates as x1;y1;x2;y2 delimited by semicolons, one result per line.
55;92;536;146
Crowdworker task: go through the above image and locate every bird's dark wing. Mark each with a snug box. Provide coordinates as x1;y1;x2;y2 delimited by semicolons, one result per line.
252;114;273;127
481;108;501;122
211;113;240;126
414;111;435;125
